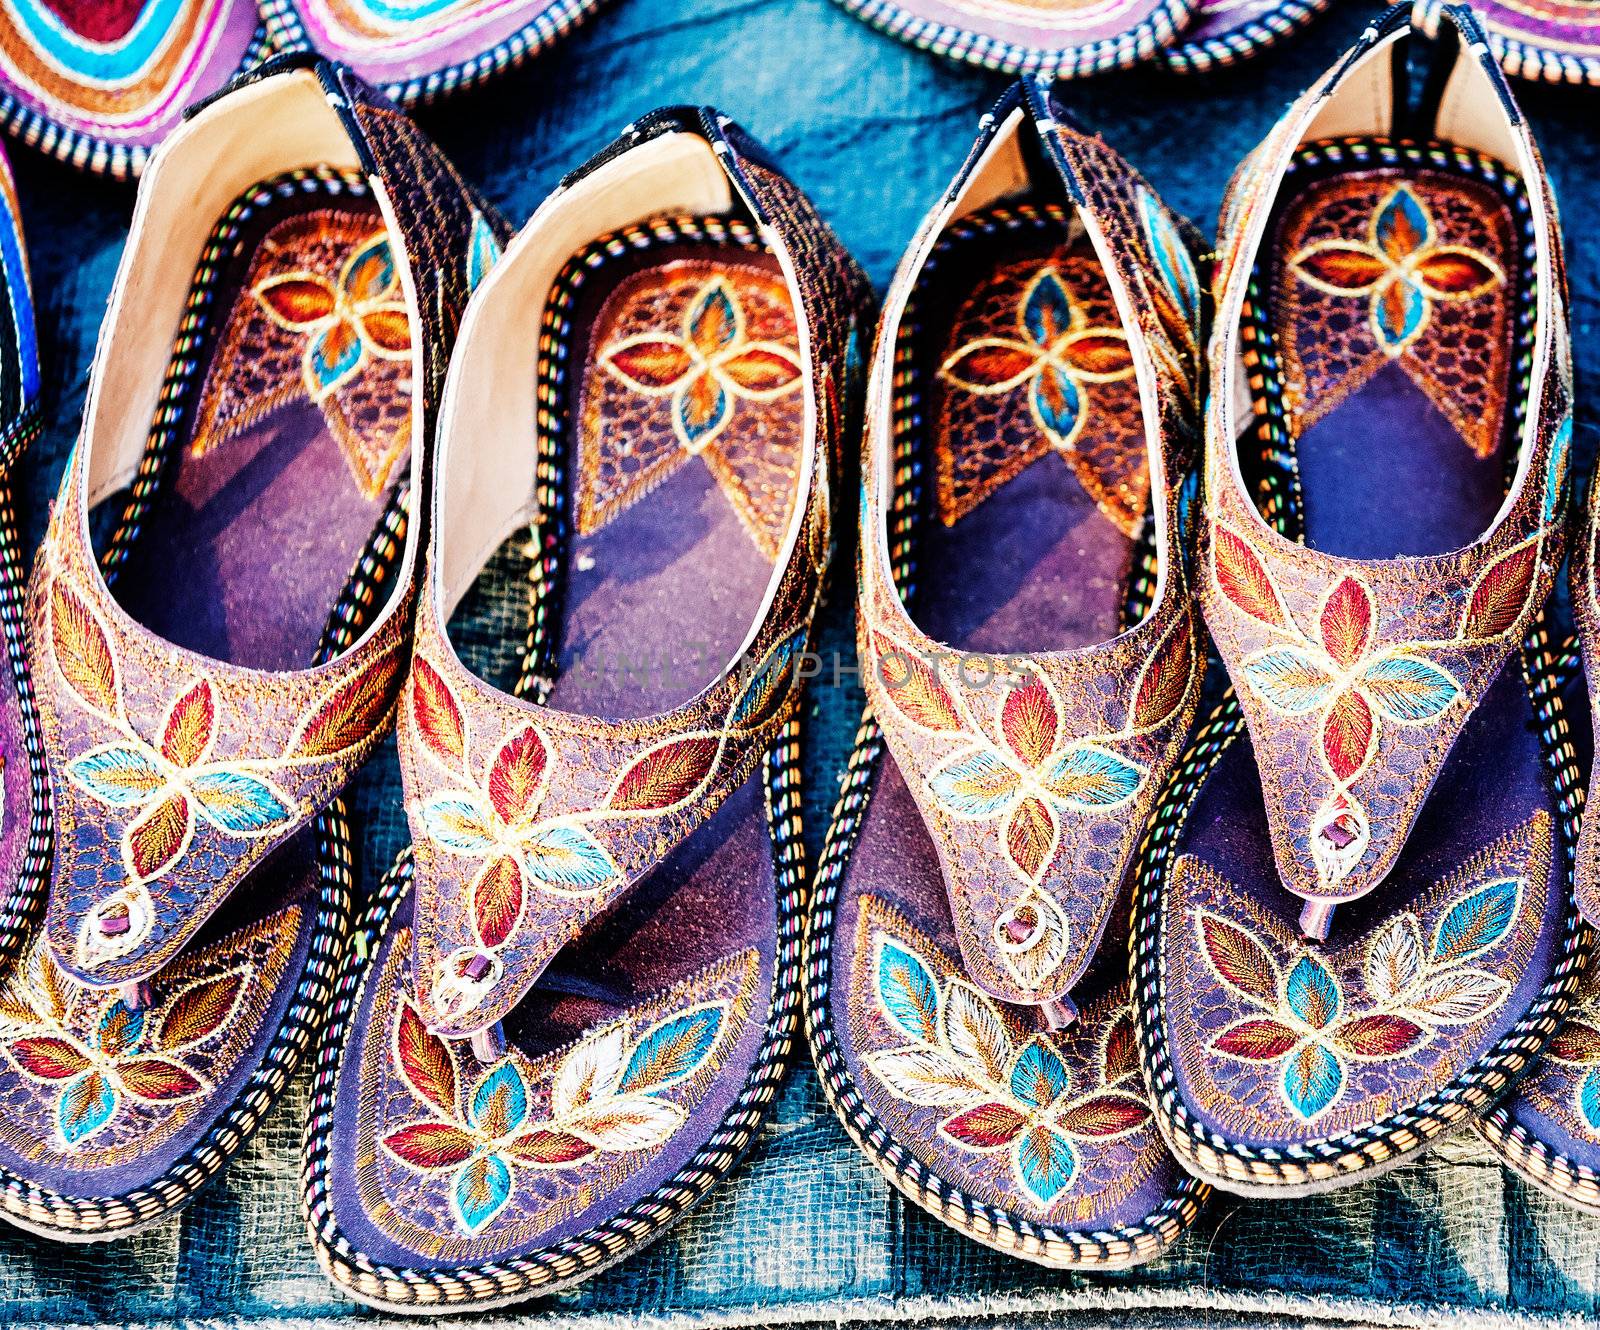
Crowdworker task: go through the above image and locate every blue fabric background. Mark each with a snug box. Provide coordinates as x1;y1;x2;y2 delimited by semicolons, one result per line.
3;0;1599;1323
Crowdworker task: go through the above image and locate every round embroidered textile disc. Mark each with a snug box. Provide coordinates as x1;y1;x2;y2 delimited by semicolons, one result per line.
1418;0;1600;86
1158;0;1333;75
0;0;264;179
829;0;1200;78
259;0;612;105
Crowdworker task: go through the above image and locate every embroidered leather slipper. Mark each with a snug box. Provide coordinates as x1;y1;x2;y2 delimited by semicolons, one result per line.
260;0;611;106
1417;0;1600;87
806;80;1208;1269
831;0;1196;80
0;57;490;1241
0;0;268;179
1132;5;1586;1197
303;107;872;1311
1477;644;1598;1213
1157;0;1332;75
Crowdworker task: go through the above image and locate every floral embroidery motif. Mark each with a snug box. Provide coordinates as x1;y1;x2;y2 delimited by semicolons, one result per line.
939;266;1134;453
0;948;246;1150
1543;993;1600;1138
600;276;802;453
1290;185;1504;356
380;997;725;1234
871;617;1192;990
1197;876;1519;1121
254;231;412;401
46;574;401;965
864;933;1149;1208
1213;523;1543;888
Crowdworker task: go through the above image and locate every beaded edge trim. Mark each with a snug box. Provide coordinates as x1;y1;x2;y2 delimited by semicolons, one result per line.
259;0;612;108
0;23;274;181
1129;138;1590;1195
1415;0;1600;87
0;169;416;1235
1159;0;1334;76
802;205;1208;1269
300;213;816;1310
829;0;1195;79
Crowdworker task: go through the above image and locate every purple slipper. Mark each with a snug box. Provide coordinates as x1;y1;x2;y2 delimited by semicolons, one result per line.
1417;0;1600;87
1133;6;1586;1196
830;0;1197;79
0;57;488;1240
1158;0;1333;75
302;107;873;1310
0;0;265;179
808;80;1209;1269
260;0;612;105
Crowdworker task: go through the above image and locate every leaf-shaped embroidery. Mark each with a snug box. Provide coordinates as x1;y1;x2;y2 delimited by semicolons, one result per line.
1405;968;1510;1024
382;1121;477;1169
255;273;337;328
420;796;497;854
1333;1013;1428;1057
553;1025;627;1120
1131;616;1194;731
8;1035;91;1080
468;1061;530;1138
1001;678;1059;769
603;336;695;391
1361;655;1462;723
126;793;192;881
1283;1043;1343;1120
617;1005;724;1094
1039;744;1143;809
161;680;215;768
1212;1018;1299;1060
569;1096;686;1151
453;1154;512;1234
1054;1091;1150;1138
97;1000;143;1057
488;727;548;825
1197;911;1279;1004
875;938;940;1045
872;634;962;731
943;980;1015;1084
1292;242;1390;294
395;1000;458;1113
1241;647;1336;715
1004;795;1057;882
155;970;246;1051
504;1129;595;1166
471;855;524;949
1413;247;1503;300
410;656;466;769
1322;689;1374;783
118;1057;205;1101
59;1071;117;1146
729;632;800;730
66;744;164;807
1213;525;1287;629
865;1046;986;1106
1102;1009;1139;1084
188;770;294;835
1365;915;1423;1005
1374;186;1430;261
1547;1020;1600;1065
1008;1039;1069;1112
928;747;1023;819
1015;1125;1076;1204
608;735;719;812
1431;878;1519;964
940;339;1038;392
1286;955;1340;1029
518;822;619;894
293;645;401;758
941;1101;1027;1149
50;580;119;718
1319;577;1373;670
1462;539;1539;641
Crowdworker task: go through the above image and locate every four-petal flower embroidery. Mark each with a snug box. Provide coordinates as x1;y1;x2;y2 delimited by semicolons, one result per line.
864;934;1150;1208
3;966;244;1149
381;998;725;1234
1198;876;1518;1121
254;231;412;401
940;266;1134;452
600;276;802;453
1290;184;1503;355
66;677;294;885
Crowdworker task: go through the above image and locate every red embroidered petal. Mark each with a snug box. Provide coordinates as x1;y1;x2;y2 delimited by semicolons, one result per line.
1319;577;1373;670
395;1000;458;1112
941;1101;1028;1149
1004;795;1057;882
1001;677;1058;769
1212;526;1287;629
1102;1010;1139;1084
1212;1018;1300;1060
1322;689;1375;783
49;579;119;717
872;633;962;731
488;727;548;825
381;1120;478;1170
1059;331;1133;379
411;656;467;769
1415;248;1500;298
8;1035;91;1080
255;275;337;328
295;643;403;758
608;735;719;812
1463;540;1539;641
117;1057;204;1101
1198;913;1278;1003
359;305;412;354
161;679;215;768
472;855;525;949
505;1128;596;1166
1333;1013;1428;1056
1132;615;1194;731
1053;1091;1150;1137
127;793;193;882
605;338;694;389
1294;243;1391;293
941;341;1038;390
718;346;800;395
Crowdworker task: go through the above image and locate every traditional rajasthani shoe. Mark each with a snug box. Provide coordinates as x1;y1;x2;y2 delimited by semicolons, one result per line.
302;107;872;1311
1477;645;1598;1214
1157;0;1333;75
1417;0;1600;87
260;0;610;106
831;0;1195;80
0;0;267;179
806;79;1208;1269
0;56;490;1241
1133;4;1586;1196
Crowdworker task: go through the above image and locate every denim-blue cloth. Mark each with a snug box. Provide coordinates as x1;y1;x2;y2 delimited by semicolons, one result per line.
4;0;1600;1324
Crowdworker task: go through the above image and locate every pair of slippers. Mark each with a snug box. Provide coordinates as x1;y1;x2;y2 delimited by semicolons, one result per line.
807;4;1597;1272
